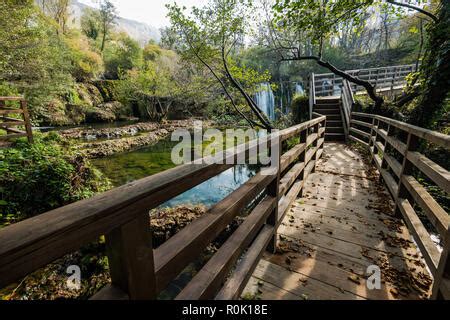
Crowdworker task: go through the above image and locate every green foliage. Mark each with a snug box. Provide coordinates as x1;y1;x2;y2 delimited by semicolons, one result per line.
104;34;142;79
291;94;309;123
0;133;110;226
81;7;101;41
65;30;104;81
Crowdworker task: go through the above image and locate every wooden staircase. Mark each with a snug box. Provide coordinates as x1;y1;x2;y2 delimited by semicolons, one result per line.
314;98;345;141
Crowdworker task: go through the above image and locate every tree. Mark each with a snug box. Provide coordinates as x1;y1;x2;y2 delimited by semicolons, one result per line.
271;0;439;112
103;34;142;79
167;0;273;129
99;0;117;52
81;7;101;41
45;0;71;34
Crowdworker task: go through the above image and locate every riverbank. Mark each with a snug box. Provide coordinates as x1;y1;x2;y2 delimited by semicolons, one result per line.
61;119;213;158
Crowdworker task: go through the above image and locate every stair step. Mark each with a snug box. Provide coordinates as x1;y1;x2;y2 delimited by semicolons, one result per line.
314;104;340;111
325;133;345;141
316;98;340;105
324;114;342;121
315;109;341;115
326;120;343;126
326;127;344;134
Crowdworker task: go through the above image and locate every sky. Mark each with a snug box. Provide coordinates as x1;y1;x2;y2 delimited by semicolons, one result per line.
78;0;204;28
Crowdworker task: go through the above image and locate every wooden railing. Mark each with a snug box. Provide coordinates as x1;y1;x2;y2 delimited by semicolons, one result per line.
0;97;33;143
0;116;326;300
340;79;354;142
349;112;450;300
314;64;416;97
308;73;316;120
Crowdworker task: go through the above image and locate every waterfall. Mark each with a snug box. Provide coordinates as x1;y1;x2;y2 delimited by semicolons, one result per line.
294;82;305;96
254;82;275;121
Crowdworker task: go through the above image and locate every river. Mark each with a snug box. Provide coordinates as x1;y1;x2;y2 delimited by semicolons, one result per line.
91;136;259;208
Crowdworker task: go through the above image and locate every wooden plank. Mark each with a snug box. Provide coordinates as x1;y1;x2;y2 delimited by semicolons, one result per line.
105;214;156;299
280;142;306;173
374;115;450;149
176;196;276;299
0;96;25;101
278;180;304;225
380;168;399;198
154;172;275;293
279;162;305;196
0;109;24;115
350;119;372;128
407;152;450;194
90;284;129;300
215;225;274;300
383;153;402;177
0;133;27;140
242;276;303;300
402;175;449;237
20;100;33;143
250;259;363;300
397;198;440;275
349;135;369;146
266;248;417;300
306;133;318;147
0;162;235;288
0;121;25;127
1;127;25;134
350;127;370;138
279;117;324;142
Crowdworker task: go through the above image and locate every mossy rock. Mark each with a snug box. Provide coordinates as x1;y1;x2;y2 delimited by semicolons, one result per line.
92;80;119;102
75;83;104;107
85;101;131;123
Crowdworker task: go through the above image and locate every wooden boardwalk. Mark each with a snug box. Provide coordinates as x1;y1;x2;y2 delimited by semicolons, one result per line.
243;143;433;300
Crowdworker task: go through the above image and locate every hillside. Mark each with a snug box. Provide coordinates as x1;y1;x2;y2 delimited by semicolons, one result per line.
36;0;161;45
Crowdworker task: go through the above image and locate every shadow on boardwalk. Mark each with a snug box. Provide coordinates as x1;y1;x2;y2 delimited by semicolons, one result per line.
243;143;433;300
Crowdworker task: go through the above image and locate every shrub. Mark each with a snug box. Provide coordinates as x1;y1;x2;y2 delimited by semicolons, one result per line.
0;133;111;226
291;94;309;123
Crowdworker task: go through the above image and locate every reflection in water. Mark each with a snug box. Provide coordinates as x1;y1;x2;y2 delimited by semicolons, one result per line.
92;137;258;208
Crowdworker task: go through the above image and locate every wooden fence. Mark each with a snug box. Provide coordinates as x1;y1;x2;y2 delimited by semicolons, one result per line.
0;115;326;300
314;64;416;97
348;110;450;299
0;97;33;143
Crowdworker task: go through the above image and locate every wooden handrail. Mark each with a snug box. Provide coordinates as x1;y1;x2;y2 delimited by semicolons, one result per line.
0;115;327;300
309;73;316;120
348;112;450;300
314;64;416;97
0;97;33;143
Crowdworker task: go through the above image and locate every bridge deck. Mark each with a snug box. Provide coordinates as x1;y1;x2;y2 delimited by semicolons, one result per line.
243;143;433;300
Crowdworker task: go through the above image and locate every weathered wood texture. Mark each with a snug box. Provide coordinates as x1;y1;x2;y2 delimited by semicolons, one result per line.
0;115;326;300
244;143;434;300
0;97;33;143
349;111;450;299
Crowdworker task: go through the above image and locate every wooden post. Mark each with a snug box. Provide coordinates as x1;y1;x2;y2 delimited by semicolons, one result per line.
266;132;280;254
369;118;379;160
298;129;308;198
105;213;156;300
20;100;33;143
432;226;450;299
312;122;320;173
395;132;419;216
379;123;392;176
